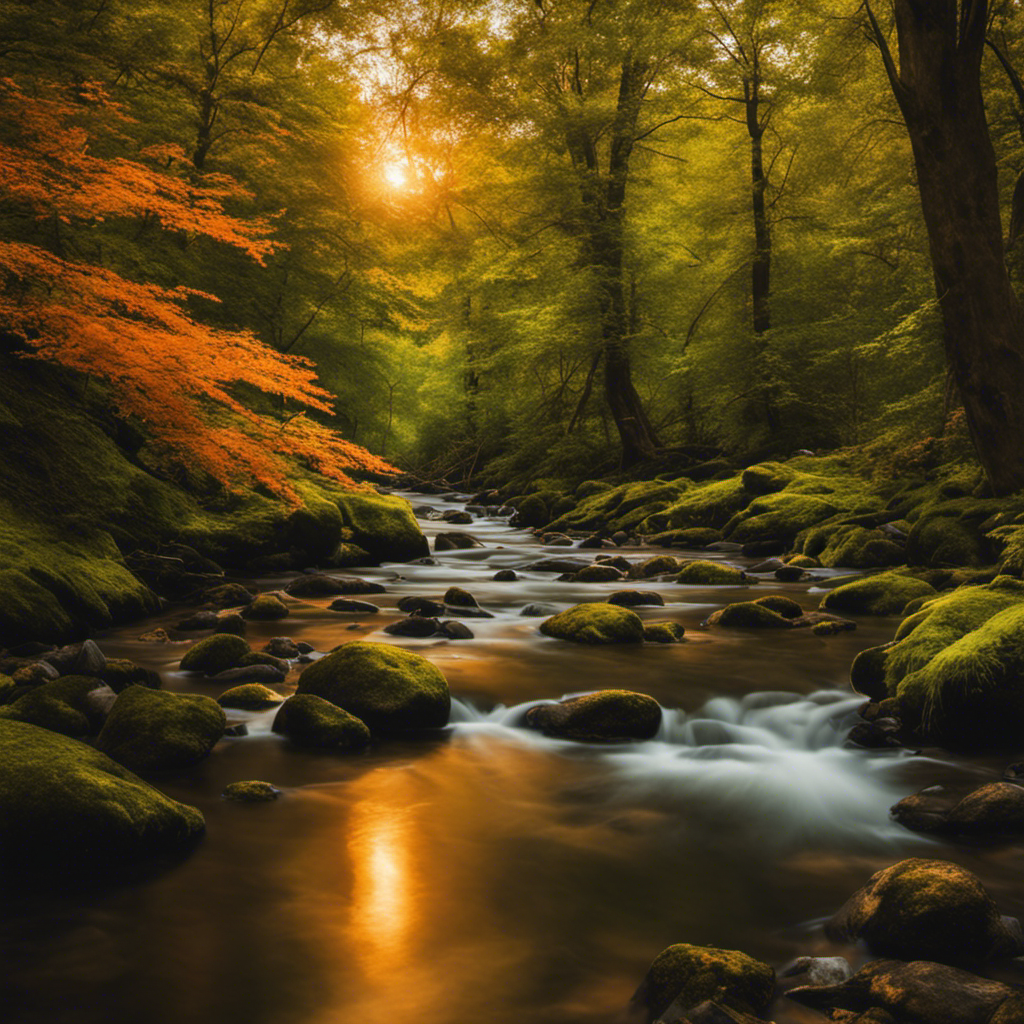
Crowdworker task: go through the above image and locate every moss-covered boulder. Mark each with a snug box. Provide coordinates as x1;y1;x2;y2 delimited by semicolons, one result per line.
179;633;251;675
539;603;645;645
814;525;906;569
216;683;283;710
631;943;776;1021
609;590;665;607
0;569;76;645
285;499;343;563
741;461;796;495
295;642;449;733
100;659;162;694
898;781;1024;836
571;564;626;583
643;622;686;643
222;780;281;803
0;675;112;737
724;493;840;545
704;601;794;629
272;693;372;750
242;593;289;621
575;480;612;499
0;718;204;874
630;555;681;579
546;480;684;535
511;493;552;528
820;572;937;617
525;690;661;741
96;686;226;773
335;490;429;562
673;560;748;585
204;583;255;607
825;858;1024;966
750;594;803;618
906;504;990;567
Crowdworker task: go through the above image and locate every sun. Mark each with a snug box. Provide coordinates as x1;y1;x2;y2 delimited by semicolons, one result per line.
383;162;408;188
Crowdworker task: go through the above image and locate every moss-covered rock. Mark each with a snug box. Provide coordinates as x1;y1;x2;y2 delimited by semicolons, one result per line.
905;501;996;567
704;601;794;629
443;586;479;608
296;641;449;733
334;490;429;562
546;480;684;534
813;525;906;569
632;943;776;1021
571;564;626;583
643;622;686;643
0;673;16;705
825;858;1023;966
222;780;281;802
673;560;748;585
179;633;251;675
0;569;76;645
539;603;645;645
664;476;751;530
237;651;289;673
575;480;612;499
724;493;840;545
512;493;552;528
629;555;681;579
96;686;226;773
0;675;112;737
608;590;665;607
820;572;937;617
0;718;204;874
525;690;661;741
272;693;372;750
741;461;796;495
242;593;289;621
285;499;343;562
787;554;820;568
204;583;255;607
216;683;283;710
100;658;162;694
750;594;803;618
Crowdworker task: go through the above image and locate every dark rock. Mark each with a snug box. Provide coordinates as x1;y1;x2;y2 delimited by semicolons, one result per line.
571;564;626;583
526;690;661;741
825;858;1024;965
774;565;806;582
520;603;560;617
100;659;161;694
848;720;902;749
542;533;574;546
212;664;286;685
179;633;250;675
1004;762;1024;782
443;586;478;608
204;583;255;607
223;722;249;738
611;530;630;545
42;640;107;677
741;540;786;557
12;661;59;687
439;621;474;640
286;574;384;597
217;683;283;709
296;642;315;655
608;590;665;607
329;598;380;614
138;628;172;643
222;781;280;803
263;637;300;659
748;558;785;573
397;596;446;617
241;594;289;621
786;958;1024;1024
492;570;518;582
215;612;247;636
778;956;853;989
383;617;441;638
441;509;473;525
524;557;590;573
177;610;221;631
434;532;483;551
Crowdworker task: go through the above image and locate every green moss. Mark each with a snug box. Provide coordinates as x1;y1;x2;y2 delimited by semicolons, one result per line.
222;781;280;802
572;564;626;583
526;689;662;740
179;633;251;675
100;659;161;694
242;594;289;621
630;555;681;579
0;675;109;737
575;480;613;499
216;683;283;710
539;603;645;645
664;475;750;530
906;506;988;567
724;493;840;545
0;674;15;705
284;499;343;562
0;718;204;874
640;943;776;1020
787;554;820;568
752;594;803;618
647;527;723;549
514;493;553;528
741;461;796;495
547;480;684;534
820;572;936;617
705;601;793;628
0;568;75;644
296;641;450;733
334;490;428;562
272;693;372;750
673;560;747;585
814;525;906;569
204;583;255;607
643;622;686;643
96;686;226;773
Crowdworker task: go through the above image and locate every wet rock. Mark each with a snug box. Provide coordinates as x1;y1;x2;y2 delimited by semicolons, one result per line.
630;555;681;579
774;564;806;582
434;532;483;551
778;955;853;990
287;574;386;597
0;718;204;876
177;610;220;631
216;683;285;710
443;586;478;608
571;564;626;583
526;690;661;741
96;687;226;773
703;601;794;629
441;510;473;525
890;786;955;833
100;659;161;694
241;593;289;621
674;561;748;585
42;639;107;677
579;534;616;549
0;676;114;737
741;540;786;557
663;1002;773;1024
609;590;665;607
398;596;445;617
848;719;902;749
492;569;518;582
263;637;300;659
12;661;59;687
296;641;450;733
542;533;574;546
411;504;435;519
631;942;776;1022
1004;762;1024;782
540;603;644;645
329;598;381;614
825;857;1024;966
439;620;474;640
786;958;1024;1024
179;633;250;675
520;603;560;617
525;557;590;573
296;641;314;655
895;781;1024;837
465;505;487;515
748;558;785;573
272;694;371;750
138;627;172;643
643;622;686;643
222;781;280;803
384;617;441;638
204;583;255;607
819;571;937;617
596;554;632;572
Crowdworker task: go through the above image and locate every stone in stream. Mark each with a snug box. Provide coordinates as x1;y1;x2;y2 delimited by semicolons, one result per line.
0;676;116;737
434;532;483;551
520;603;560;617
96;687;226;773
492;569;518;582
441;509;473;525
204;583;255;607
674;561;749;586
570;564;626;583
222;781;281;803
524;557;590;573
541;603;644;644
774;564;806;582
272;694;371;751
893;781;1024;837
748;558;786;573
786;959;1024;1024
11;661;59;687
443;586;479;607
630;942;776;1023
216;683;284;710
384;617;442;638
0;718;205;878
847;718;902;748
608;590;665;607
579;534;616;549
296;641;450;733
242;593;289;621
177;610;220;631
777;955;853;991
42;639;107;677
329;598;380;614
629;555;681;579
100;659;161;694
438;620;474;640
179;633;251;675
825;858;1024;966
263;637;301;659
398;596;446;617
541;533;574;546
212;663;286;685
643;622;685;643
215;612;247;636
286;574;386;597
527;690;662;742
138;627;172;643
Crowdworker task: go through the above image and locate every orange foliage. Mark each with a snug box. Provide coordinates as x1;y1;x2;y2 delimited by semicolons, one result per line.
0;79;394;498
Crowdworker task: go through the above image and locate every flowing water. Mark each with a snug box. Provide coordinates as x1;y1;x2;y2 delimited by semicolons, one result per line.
4;492;1022;1024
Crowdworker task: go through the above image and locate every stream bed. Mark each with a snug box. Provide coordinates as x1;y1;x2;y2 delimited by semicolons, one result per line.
4;491;1023;1024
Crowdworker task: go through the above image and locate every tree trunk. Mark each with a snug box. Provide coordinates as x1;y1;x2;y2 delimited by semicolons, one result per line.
869;0;1024;494
746;80;771;334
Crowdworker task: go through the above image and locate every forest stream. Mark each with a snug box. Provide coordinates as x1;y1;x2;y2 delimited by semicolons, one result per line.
4;492;1023;1024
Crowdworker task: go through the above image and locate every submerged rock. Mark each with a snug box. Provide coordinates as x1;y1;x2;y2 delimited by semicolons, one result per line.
786;958;1024;1024
825;858;1024;966
222;781;281;803
539;603;644;645
179;633;250;675
272;694;371;750
526;690;661;741
434;532;482;551
296;641;450;733
630;942;776;1022
96;687;226;774
0;718;204;875
384;617;442;638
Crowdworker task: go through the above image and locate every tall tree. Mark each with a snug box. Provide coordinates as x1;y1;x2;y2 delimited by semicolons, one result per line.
865;0;1024;494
